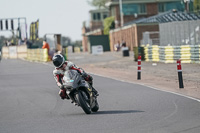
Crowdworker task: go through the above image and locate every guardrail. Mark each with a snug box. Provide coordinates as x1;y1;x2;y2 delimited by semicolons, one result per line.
143;45;200;63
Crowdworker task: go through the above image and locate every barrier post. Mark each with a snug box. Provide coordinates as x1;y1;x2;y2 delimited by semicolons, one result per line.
137;55;141;80
177;59;184;88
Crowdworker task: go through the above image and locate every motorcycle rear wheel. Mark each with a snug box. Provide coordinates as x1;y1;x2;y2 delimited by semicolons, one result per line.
76;91;91;114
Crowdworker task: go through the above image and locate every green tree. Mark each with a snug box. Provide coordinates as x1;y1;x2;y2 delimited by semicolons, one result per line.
0;36;13;48
103;16;115;35
87;0;108;8
194;0;200;12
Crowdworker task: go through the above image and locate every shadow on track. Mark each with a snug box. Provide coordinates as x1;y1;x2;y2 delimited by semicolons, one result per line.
93;110;144;115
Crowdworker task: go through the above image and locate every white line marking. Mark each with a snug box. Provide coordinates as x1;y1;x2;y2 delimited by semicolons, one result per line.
89;73;200;103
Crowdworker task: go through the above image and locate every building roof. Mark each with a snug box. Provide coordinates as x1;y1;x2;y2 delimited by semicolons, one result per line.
106;0;181;6
109;0;180;1
89;9;109;13
124;10;200;26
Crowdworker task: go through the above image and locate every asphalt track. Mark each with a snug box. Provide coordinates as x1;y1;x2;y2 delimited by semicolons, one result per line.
0;59;200;133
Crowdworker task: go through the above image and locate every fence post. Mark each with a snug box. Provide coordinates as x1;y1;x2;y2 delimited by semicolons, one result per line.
177;59;184;88
137;55;141;80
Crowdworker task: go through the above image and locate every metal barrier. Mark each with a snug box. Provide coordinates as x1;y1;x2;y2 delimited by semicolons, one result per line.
143;45;200;63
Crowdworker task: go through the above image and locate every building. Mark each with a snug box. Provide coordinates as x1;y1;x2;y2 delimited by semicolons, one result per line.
89;9;109;31
82;9;109;52
109;9;200;52
82;0;189;52
106;0;185;28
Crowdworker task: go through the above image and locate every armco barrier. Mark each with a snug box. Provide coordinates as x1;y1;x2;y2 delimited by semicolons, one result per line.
143;45;200;63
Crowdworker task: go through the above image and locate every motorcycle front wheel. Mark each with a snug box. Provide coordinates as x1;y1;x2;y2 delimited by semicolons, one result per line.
91;100;99;112
76;91;91;114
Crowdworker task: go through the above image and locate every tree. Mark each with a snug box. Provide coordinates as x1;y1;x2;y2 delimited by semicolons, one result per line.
87;0;108;9
103;16;115;35
0;36;7;48
0;36;13;48
194;0;200;12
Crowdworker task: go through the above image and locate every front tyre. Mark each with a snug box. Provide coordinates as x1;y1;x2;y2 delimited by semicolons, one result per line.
76;91;91;114
91;100;99;112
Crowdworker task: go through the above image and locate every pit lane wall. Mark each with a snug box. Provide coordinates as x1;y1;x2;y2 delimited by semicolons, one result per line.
143;45;200;63
2;45;48;62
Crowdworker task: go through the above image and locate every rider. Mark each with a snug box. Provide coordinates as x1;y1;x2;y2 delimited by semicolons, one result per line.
52;54;98;100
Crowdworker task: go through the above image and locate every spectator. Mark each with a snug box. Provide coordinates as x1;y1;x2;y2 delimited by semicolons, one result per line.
42;39;51;60
24;38;32;48
6;40;11;46
4;41;7;46
114;41;121;52
42;39;50;54
121;39;126;47
116;41;121;51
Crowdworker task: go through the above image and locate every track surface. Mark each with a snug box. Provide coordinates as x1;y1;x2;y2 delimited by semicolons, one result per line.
0;59;200;133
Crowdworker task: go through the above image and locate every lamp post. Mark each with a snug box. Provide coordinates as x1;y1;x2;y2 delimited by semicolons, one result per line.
184;0;190;12
119;0;124;27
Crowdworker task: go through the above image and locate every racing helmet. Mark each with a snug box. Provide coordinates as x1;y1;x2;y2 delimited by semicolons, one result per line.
52;54;65;68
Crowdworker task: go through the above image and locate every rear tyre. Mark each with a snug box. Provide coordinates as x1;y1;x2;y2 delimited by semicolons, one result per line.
76;91;91;114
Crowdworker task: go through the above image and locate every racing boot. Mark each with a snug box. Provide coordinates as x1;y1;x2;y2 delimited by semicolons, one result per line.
59;89;70;100
92;87;99;96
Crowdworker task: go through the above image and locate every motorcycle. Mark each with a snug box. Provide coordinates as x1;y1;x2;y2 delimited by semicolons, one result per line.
62;69;99;114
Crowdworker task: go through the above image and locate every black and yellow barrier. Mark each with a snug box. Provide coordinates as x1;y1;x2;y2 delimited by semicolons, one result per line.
27;48;48;62
143;45;200;63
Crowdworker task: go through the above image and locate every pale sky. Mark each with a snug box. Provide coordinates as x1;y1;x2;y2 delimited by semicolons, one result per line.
0;0;95;41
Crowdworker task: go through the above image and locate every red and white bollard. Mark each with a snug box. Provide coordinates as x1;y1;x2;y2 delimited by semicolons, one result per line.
177;59;184;88
137;55;141;80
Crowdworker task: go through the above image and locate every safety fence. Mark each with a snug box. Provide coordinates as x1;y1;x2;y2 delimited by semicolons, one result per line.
143;45;200;63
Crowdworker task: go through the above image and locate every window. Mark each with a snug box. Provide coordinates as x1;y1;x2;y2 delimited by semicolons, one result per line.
123;4;138;15
97;13;101;20
93;13;96;20
159;3;165;12
111;7;116;17
139;4;146;14
123;4;146;15
103;14;107;19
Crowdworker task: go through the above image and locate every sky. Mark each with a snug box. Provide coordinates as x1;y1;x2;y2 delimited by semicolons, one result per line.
0;0;95;41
